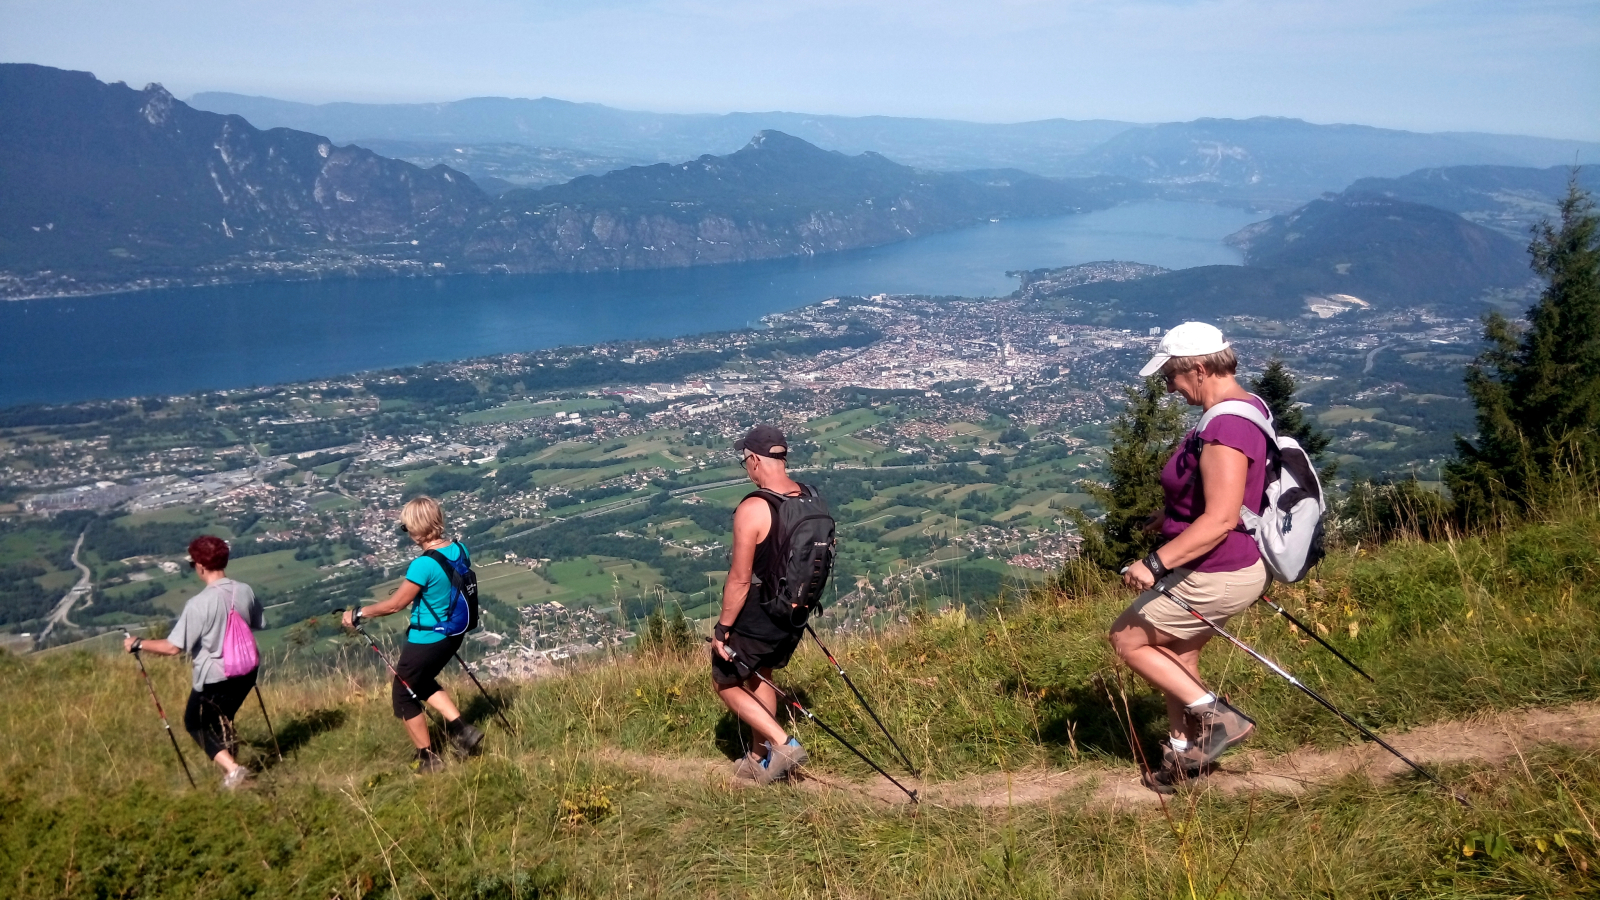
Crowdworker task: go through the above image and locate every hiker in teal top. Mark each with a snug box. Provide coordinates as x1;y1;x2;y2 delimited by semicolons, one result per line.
341;496;483;772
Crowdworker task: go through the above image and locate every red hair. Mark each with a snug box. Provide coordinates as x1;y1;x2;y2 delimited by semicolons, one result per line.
188;535;230;571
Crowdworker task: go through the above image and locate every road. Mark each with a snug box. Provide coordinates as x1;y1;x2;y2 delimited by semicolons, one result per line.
1364;342;1395;375
36;528;91;646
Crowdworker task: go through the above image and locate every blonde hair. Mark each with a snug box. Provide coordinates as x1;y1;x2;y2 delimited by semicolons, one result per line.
400;496;446;543
1161;346;1239;378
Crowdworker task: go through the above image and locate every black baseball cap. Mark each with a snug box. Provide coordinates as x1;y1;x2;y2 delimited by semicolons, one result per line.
736;424;788;460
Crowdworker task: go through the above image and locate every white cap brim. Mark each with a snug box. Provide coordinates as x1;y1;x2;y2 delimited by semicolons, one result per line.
1138;353;1170;377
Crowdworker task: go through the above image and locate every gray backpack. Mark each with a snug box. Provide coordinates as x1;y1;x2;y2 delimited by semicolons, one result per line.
1198;397;1326;583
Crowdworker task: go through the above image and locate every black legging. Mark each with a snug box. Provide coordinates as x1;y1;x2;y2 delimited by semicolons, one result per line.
184;670;258;759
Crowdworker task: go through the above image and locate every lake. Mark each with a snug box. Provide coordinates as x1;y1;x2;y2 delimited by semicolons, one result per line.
0;201;1259;407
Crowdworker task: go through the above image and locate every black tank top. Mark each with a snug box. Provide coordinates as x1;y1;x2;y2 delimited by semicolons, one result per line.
732;490;799;642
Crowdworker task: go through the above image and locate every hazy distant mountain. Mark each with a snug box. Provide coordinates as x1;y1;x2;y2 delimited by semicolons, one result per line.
0;66;1144;295
1035;192;1529;318
1073;117;1599;208
188;92;1137;174
1343;165;1600;238
352;140;647;194
461;130;1141;272
0;64;487;293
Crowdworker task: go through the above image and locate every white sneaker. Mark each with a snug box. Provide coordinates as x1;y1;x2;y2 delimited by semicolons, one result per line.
222;766;251;790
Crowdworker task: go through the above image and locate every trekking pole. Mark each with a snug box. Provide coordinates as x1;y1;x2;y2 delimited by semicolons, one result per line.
1144;582;1469;806
344;613;424;710
713;640;918;803
453;652;515;734
123;631;195;788
805;624;918;775
253;684;286;763
747;667;918;804
1260;594;1374;683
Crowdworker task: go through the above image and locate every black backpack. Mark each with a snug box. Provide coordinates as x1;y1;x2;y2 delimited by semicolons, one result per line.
750;484;836;630
421;543;480;636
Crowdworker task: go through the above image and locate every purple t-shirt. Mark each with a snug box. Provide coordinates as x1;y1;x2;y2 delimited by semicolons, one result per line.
1158;396;1269;573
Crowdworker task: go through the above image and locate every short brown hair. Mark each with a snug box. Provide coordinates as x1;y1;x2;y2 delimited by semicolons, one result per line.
400;496;446;543
1161;346;1239;378
188;535;230;571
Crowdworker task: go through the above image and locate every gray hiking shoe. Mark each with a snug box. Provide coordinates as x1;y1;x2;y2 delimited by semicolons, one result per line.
221;766;251;791
1189;697;1256;766
412;748;446;774
447;720;484;757
755;740;808;786
1140;744;1205;795
731;751;765;782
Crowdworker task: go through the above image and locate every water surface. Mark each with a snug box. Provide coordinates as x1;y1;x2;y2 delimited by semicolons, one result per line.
0;201;1259;407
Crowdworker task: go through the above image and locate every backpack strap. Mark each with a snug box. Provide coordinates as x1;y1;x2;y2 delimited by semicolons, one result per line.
418;543;464;628
1198;396;1277;441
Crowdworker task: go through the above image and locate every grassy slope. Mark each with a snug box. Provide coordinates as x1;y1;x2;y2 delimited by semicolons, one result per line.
2;504;1598;898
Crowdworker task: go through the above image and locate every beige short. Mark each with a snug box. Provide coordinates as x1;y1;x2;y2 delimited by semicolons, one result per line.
1123;559;1268;640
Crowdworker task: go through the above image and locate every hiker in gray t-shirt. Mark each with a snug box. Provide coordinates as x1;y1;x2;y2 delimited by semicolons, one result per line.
124;536;264;789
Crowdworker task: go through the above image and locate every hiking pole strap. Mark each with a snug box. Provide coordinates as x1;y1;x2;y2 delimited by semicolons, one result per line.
750;670;918;803
454;652;515;734
1260;596;1374;683
1154;584;1468;806
806;624;919;775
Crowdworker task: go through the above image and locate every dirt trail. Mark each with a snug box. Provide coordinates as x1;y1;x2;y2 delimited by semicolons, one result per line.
604;701;1600;809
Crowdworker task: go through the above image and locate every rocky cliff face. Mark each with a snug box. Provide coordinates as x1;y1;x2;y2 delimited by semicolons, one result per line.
0;64;487;279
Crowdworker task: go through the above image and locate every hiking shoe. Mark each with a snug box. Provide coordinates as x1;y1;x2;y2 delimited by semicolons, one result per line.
1140;744;1204;795
221;766;251;791
447;720;484;757
731;751;765;782
412;748;446;775
755;739;808;786
1189;697;1256;766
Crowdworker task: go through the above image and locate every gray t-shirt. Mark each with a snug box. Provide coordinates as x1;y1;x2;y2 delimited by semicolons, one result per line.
166;578;265;691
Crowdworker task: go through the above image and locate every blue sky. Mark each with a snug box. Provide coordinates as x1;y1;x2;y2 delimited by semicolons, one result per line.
3;0;1597;139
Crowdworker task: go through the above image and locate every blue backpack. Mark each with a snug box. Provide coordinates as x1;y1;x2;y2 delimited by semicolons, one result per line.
419;543;479;636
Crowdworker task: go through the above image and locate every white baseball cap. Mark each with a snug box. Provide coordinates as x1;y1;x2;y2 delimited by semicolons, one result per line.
1139;322;1231;377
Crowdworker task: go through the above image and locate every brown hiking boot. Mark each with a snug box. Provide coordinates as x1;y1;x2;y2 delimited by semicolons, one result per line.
1189;697;1256;766
754;740;808;786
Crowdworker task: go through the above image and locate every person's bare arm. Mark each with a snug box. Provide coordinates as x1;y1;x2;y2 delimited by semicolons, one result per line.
712;497;770;661
123;636;180;655
1123;442;1249;589
342;579;422;628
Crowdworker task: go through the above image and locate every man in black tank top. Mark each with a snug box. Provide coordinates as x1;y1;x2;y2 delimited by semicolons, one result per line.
710;424;811;785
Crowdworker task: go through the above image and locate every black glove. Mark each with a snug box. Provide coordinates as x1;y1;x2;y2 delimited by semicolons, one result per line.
713;622;732;643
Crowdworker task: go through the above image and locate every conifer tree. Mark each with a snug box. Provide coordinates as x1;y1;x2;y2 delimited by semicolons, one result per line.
1072;376;1187;570
1447;178;1600;517
1250;358;1332;459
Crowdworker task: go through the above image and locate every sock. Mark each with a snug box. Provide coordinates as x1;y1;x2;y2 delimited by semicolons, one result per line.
1186;693;1217;710
786;737;801;748
416;746;435;758
446;717;464;734
1169;737;1189;751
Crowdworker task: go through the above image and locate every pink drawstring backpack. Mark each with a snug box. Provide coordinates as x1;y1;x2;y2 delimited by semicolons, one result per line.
220;583;259;678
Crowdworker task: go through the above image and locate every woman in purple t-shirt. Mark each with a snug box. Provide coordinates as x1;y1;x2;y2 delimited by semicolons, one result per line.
1110;322;1270;794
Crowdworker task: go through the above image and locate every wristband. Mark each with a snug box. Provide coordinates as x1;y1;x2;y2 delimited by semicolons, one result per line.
351;609;364;627
130;638;143;654
1143;552;1170;581
714;622;732;642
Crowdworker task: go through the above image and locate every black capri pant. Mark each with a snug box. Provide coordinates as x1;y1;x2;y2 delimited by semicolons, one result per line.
184;669;258;759
392;634;464;719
